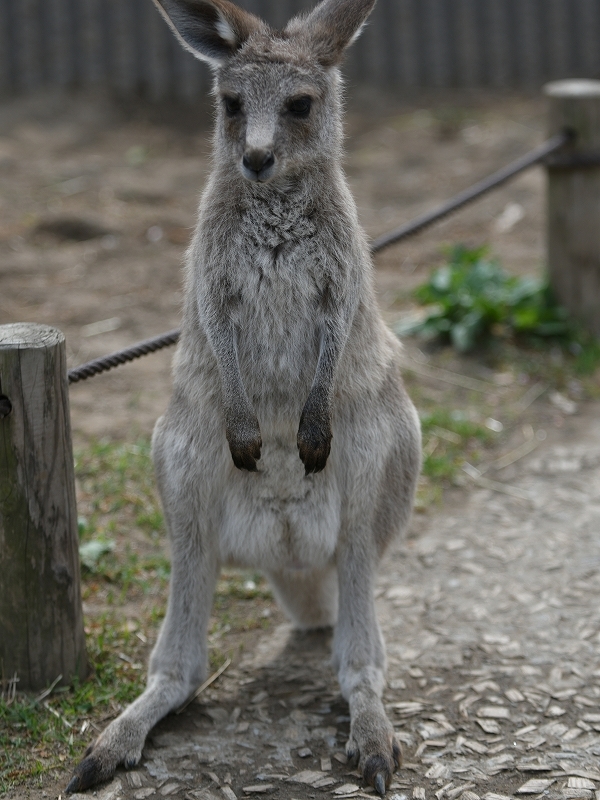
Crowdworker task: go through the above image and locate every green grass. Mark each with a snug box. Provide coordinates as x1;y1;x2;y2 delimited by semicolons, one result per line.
76;438;164;540
394;244;600;509
0;614;147;792
76;439;171;604
420;408;494;481
0;437;278;794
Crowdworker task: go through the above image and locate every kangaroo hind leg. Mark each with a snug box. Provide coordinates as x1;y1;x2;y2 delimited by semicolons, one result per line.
66;418;219;793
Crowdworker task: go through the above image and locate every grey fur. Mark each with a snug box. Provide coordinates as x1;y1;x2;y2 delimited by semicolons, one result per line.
66;0;421;795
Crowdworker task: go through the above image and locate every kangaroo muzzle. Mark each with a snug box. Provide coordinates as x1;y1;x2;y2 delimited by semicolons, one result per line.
242;148;275;182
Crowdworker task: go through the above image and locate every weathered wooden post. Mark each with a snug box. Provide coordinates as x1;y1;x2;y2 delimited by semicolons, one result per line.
546;80;600;338
0;323;88;690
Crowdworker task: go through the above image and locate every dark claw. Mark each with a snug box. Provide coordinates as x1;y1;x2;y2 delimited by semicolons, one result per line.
298;433;331;475
125;756;138;769
65;775;81;795
374;773;386;797
392;740;402;768
297;408;332;475
364;754;390;795
231;450;258;471
303;449;329;475
66;754;105;794
229;436;262;472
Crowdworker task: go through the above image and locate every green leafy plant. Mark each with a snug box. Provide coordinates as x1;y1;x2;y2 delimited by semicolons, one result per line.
397;245;571;352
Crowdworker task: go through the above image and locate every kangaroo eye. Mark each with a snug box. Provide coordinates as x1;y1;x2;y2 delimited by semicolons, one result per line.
288;96;312;117
224;96;242;117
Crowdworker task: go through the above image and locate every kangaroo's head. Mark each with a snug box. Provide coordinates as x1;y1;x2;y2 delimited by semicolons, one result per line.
153;0;376;184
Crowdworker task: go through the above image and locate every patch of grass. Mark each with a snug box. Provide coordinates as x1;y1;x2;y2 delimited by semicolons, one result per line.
76;439;171;602
472;335;600;399
572;337;600;376
1;438;278;794
420;408;494;482
393;246;600;512
216;570;273;602
76;438;164;539
0;614;147;793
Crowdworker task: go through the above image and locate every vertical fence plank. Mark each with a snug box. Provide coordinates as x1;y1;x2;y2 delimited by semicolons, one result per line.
424;0;451;87
173;46;205;102
12;0;41;91
45;0;73;88
475;0;491;86
586;0;600;74
535;0;551;85
547;0;570;80
455;0;481;87
391;0;417;88
109;0;139;95
0;0;14;93
578;0;600;78
377;0;403;86
413;0;428;87
79;0;103;87
4;3;600;104
145;0;174;100
485;0;509;87
514;0;532;87
569;0;596;78
359;0;389;85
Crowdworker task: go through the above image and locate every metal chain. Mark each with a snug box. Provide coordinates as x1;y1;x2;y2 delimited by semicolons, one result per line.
68;132;570;386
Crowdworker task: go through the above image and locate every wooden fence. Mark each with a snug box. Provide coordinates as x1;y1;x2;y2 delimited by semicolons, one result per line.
2;0;600;100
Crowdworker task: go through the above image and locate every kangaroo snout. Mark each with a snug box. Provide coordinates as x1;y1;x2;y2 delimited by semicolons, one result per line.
242;148;275;182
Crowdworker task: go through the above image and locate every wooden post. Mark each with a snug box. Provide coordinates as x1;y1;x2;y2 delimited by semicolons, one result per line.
546;79;600;338
0;323;88;691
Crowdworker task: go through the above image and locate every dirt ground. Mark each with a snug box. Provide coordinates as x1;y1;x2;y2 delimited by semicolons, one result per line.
59;410;600;800
3;88;600;800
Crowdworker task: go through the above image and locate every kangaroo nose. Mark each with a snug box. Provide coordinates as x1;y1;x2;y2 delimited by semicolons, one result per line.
242;149;275;176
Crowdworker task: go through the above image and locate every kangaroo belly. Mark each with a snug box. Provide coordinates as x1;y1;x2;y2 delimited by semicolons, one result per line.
218;437;340;571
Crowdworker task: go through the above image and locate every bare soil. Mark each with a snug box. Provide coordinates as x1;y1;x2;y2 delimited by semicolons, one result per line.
3;89;600;800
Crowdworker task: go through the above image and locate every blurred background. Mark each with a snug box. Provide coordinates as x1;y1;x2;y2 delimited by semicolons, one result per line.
4;4;600;796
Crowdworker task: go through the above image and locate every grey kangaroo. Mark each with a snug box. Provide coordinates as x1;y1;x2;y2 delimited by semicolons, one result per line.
67;0;421;795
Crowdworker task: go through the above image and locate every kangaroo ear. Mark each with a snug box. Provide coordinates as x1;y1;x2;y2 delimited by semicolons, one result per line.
286;0;376;67
152;0;264;67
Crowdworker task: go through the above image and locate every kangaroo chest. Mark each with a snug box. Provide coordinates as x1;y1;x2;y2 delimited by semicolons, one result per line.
228;192;326;407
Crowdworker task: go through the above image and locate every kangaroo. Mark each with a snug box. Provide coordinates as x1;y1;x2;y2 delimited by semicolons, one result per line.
67;0;421;795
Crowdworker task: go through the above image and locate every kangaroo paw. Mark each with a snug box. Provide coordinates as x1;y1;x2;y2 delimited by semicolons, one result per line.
66;724;143;793
347;715;401;796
